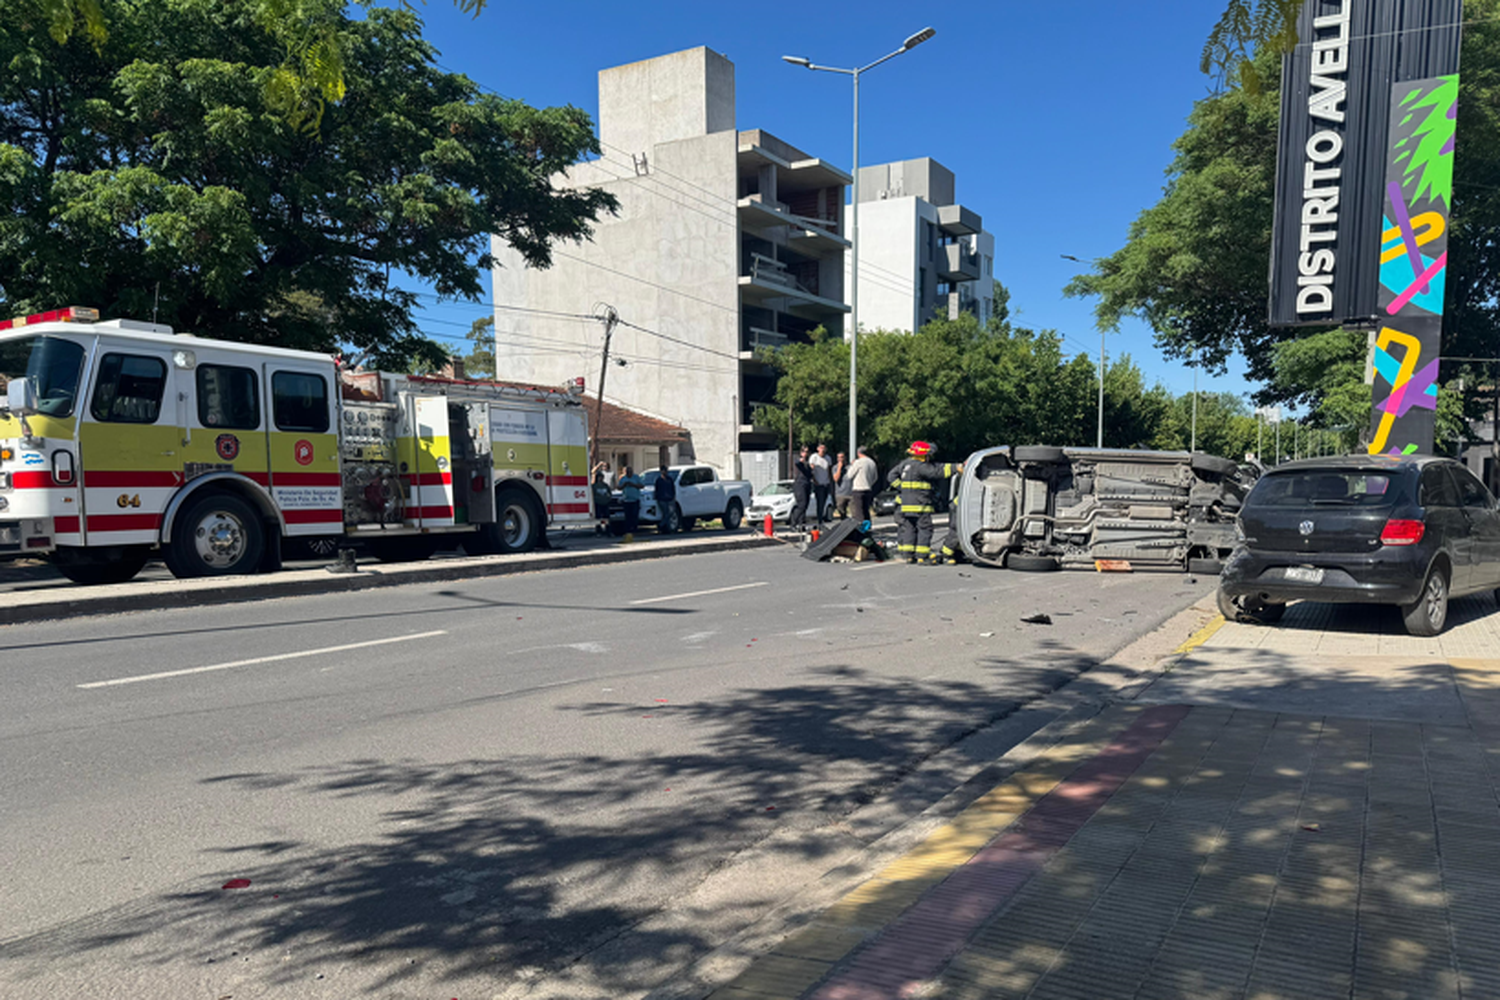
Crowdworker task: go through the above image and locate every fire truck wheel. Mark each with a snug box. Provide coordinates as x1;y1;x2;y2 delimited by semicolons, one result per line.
476;488;543;554
53;545;151;585
165;492;266;578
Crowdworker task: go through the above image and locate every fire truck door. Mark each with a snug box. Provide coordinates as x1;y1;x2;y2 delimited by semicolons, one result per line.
545;408;591;521
405;395;455;526
264;366;342;535
77;347;181;547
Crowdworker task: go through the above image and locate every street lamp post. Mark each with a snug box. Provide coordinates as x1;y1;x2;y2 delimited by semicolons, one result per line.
783;27;935;459
1061;255;1105;447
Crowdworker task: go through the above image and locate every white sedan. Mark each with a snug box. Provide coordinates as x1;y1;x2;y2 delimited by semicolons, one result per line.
747;480;833;524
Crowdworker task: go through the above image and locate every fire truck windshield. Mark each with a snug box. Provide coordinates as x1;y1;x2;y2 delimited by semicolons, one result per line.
0;335;87;417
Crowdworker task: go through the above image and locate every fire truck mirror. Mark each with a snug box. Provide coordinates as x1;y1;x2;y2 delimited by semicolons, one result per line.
5;377;37;415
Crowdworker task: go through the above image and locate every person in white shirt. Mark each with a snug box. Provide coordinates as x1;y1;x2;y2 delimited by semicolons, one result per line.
848;446;879;524
809;443;833;525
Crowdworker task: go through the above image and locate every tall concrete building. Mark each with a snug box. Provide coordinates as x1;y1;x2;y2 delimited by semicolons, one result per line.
846;158;995;334
490;46;849;475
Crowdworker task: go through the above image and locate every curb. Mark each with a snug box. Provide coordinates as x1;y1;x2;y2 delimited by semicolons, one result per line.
0;532;780;627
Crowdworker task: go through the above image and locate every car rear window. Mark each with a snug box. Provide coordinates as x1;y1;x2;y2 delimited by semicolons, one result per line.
1249;471;1399;507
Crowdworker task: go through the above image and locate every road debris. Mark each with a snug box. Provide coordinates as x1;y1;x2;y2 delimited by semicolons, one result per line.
1020;613;1053;625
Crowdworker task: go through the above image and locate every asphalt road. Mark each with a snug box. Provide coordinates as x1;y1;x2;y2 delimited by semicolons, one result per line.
0;545;1210;999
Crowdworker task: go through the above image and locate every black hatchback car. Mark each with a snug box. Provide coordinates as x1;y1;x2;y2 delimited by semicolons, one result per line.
1218;455;1500;636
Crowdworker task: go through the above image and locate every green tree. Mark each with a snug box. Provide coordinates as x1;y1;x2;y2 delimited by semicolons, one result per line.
463;315;496;378
1202;0;1301;90
0;0;616;370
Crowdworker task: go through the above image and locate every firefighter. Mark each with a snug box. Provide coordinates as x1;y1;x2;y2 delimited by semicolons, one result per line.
887;441;962;564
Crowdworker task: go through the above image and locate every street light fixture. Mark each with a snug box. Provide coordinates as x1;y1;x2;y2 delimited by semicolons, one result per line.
782;27;936;460
1060;254;1106;448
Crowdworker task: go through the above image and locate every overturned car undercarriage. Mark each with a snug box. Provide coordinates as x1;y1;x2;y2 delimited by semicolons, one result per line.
954;446;1258;573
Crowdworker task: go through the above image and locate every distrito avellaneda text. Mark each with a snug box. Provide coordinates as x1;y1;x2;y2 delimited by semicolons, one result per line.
1296;0;1351;317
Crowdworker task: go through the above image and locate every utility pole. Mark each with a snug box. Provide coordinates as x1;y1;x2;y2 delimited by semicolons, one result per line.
1190;354;1199;453
1257;411;1263;462
1275;417;1281;466
589;304;618;470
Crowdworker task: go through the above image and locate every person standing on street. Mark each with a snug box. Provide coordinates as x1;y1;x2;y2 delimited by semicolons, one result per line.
790;446;813;532
887;441;962;564
849;446;879;524
651;462;678;533
618;465;644;543
809;443;832;525
591;462;613;535
833;451;853;519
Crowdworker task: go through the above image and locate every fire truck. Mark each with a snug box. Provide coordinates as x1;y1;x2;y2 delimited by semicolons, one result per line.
0;307;594;584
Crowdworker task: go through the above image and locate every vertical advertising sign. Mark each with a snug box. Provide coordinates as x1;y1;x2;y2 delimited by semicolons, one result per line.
1267;0;1461;455
1369;76;1457;455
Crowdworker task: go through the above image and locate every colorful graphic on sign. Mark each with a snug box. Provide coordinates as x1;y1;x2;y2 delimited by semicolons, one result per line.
1368;75;1457;456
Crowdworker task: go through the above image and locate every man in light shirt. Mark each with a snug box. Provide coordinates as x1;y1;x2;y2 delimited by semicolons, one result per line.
809;443;832;526
848;446;879;524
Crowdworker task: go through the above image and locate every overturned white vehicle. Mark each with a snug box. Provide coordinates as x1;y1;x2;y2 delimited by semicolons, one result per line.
953;446;1256;573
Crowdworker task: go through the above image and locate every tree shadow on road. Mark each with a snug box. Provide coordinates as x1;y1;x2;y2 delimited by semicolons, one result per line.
0;649;1107;998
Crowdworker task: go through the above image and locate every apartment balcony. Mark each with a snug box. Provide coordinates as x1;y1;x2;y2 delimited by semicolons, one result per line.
738;255;850;319
939;243;981;282
937;203;982;237
737;195;849;258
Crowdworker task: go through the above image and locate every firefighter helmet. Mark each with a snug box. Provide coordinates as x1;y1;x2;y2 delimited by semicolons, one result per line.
908;440;935;458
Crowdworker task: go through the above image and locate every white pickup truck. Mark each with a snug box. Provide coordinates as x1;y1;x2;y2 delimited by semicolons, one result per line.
613;465;753;533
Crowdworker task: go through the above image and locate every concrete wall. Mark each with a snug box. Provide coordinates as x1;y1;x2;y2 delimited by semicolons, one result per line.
598;47;735;158
492;125;743;474
846;197;920;333
857;158;955;206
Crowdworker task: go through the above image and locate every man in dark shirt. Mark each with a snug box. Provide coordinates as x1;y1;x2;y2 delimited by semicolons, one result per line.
790;447;813;532
652;463;678;533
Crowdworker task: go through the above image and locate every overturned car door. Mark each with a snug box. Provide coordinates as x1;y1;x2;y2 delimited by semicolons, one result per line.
954;446;1255;572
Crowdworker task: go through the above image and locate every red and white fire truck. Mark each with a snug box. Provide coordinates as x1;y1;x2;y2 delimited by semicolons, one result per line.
0;307;594;583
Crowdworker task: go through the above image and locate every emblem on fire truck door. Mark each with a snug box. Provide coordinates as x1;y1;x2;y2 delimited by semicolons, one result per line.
294;440;314;466
215;434;240;461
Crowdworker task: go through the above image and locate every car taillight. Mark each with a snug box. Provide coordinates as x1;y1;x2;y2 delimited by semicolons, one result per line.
1380;519;1425;546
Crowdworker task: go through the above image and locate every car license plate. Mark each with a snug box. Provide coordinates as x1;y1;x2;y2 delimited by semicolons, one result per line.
1285;566;1324;584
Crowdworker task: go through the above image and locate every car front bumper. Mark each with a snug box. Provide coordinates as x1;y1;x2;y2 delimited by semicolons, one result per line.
1218;544;1432;607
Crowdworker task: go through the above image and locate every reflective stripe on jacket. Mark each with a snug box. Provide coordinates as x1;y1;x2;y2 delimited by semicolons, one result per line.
888;458;956;514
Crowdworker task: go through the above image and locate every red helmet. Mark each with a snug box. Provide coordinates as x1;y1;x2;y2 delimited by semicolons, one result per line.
908;440;935;458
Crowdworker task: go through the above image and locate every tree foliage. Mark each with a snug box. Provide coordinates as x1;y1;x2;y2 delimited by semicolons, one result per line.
1202;0;1301;90
759;287;1264;466
0;0;616;370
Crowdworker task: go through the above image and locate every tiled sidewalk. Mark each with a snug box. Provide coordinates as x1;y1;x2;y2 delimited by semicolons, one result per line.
709;600;1500;1000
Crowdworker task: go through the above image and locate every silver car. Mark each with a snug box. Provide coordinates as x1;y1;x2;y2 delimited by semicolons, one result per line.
954;446;1256;572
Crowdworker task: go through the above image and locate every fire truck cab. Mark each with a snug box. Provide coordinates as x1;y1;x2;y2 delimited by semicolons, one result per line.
0;308;592;584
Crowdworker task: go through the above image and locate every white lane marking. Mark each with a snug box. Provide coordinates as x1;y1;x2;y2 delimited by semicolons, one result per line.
77;631;448;689
567;642;608;654
850;562;896;572
629;582;768;606
680;631;719;643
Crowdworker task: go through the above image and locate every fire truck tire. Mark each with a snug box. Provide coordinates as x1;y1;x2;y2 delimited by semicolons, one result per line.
53;545;151;585
164;492;266;578
486;488;544;554
367;536;439;563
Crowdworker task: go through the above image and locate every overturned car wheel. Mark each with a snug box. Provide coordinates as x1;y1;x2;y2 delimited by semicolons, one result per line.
1006;551;1060;572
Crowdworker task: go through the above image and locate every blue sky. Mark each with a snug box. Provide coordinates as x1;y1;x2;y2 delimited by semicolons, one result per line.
410;0;1259;404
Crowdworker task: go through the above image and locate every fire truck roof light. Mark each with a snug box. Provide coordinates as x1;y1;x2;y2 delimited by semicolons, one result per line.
0;306;100;332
